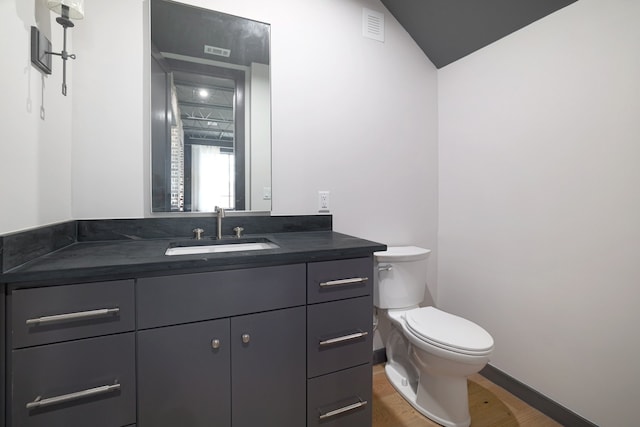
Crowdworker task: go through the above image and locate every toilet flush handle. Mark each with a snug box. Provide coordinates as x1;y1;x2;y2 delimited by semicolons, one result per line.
378;264;393;272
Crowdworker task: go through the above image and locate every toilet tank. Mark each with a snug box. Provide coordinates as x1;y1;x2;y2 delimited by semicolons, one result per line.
374;246;431;309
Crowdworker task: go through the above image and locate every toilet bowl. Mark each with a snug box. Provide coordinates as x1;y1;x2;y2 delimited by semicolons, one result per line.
374;247;494;427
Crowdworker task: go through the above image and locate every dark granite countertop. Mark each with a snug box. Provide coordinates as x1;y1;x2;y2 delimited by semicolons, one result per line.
1;231;386;288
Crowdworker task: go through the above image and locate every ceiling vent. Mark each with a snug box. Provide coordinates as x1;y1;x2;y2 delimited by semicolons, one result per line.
204;44;231;58
363;8;384;42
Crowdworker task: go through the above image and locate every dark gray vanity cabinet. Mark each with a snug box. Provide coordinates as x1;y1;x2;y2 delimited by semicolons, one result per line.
306;257;373;427
3;253;377;427
7;280;136;427
136;264;307;427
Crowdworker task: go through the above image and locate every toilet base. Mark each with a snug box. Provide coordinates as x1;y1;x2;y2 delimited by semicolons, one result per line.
385;363;471;427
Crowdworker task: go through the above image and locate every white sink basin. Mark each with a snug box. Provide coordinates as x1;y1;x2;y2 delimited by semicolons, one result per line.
165;241;279;256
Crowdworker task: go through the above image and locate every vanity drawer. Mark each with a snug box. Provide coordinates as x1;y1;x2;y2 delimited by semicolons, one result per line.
307;363;372;427
307;257;372;304
11;280;135;349
307;295;373;378
11;332;136;427
137;264;306;329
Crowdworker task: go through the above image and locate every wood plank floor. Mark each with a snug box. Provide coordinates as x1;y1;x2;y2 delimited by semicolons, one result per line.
372;364;561;427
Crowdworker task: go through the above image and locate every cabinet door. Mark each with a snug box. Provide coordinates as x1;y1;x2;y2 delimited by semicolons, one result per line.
137;319;231;427
231;307;306;427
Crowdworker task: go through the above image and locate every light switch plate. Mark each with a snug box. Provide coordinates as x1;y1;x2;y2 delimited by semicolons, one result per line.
31;26;52;75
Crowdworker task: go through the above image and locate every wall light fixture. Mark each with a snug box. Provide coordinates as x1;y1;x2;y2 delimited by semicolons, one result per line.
30;0;85;96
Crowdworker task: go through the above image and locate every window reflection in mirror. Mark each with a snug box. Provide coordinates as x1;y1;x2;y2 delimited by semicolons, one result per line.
150;0;271;213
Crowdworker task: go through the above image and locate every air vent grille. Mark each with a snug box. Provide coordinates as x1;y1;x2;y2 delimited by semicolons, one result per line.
204;44;231;57
363;8;384;42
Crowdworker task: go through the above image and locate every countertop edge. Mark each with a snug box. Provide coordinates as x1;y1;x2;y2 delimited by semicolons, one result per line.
1;231;386;288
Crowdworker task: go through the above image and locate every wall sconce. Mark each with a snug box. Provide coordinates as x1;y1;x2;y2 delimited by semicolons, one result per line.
30;0;85;96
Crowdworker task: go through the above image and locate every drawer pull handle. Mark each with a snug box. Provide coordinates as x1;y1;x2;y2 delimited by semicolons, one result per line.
318;398;368;420
319;331;368;347
319;277;368;288
26;308;120;326
26;382;121;410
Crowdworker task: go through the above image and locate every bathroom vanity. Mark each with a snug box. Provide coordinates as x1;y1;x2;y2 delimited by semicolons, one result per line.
0;216;385;427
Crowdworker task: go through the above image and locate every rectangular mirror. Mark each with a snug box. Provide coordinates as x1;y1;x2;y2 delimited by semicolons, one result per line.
150;0;271;213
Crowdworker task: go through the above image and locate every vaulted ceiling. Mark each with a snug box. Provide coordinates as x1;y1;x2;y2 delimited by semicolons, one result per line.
379;0;578;68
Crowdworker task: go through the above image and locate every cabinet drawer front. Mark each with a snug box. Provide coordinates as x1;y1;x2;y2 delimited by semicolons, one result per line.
307;364;372;427
137;264;306;329
11;280;135;348
307;296;373;378
11;333;136;427
307;257;372;304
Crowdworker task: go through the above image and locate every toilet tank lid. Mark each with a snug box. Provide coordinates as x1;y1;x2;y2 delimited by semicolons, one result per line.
374;246;431;262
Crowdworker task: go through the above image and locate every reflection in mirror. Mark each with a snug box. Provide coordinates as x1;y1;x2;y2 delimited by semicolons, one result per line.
150;0;271;213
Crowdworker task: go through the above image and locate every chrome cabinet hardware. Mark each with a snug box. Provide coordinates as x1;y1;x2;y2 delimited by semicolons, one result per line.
318;398;368;420
319;331;369;347
211;339;221;349
378;264;393;271
25;308;120;325
26;382;121;409
319;277;368;288
241;333;251;344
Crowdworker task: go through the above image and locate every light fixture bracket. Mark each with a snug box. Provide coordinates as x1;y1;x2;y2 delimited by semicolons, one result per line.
30;26;53;75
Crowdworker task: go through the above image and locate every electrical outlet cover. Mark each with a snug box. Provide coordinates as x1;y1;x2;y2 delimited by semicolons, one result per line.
318;191;330;212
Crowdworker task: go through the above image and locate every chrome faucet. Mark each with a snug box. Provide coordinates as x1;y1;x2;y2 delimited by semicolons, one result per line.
215;206;225;239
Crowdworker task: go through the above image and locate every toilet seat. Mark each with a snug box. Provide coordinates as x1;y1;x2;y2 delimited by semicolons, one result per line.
405;307;494;356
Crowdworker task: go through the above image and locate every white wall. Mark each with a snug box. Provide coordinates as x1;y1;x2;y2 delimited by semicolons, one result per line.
0;0;73;233
437;1;640;426
71;0;146;219
249;62;272;211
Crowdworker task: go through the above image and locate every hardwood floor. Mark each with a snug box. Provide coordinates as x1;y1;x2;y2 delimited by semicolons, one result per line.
372;364;561;427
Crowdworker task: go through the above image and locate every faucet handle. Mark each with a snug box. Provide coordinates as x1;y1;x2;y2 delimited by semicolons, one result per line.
233;226;244;238
193;228;204;240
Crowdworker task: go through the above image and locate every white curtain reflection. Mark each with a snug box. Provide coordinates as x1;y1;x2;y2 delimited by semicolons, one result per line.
191;145;235;211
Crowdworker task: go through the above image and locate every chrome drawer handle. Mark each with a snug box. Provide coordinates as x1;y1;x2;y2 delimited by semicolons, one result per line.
318;398;368;420
25;308;120;325
319;277;368;288
26;382;121;410
319;331;368;347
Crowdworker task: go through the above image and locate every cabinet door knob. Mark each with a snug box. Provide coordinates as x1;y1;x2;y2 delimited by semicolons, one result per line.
211;339;221;349
241;333;251;344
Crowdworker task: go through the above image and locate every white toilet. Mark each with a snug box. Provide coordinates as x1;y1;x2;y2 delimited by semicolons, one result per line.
374;246;494;427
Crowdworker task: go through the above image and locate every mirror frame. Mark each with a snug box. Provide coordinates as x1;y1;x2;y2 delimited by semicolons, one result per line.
147;0;271;215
